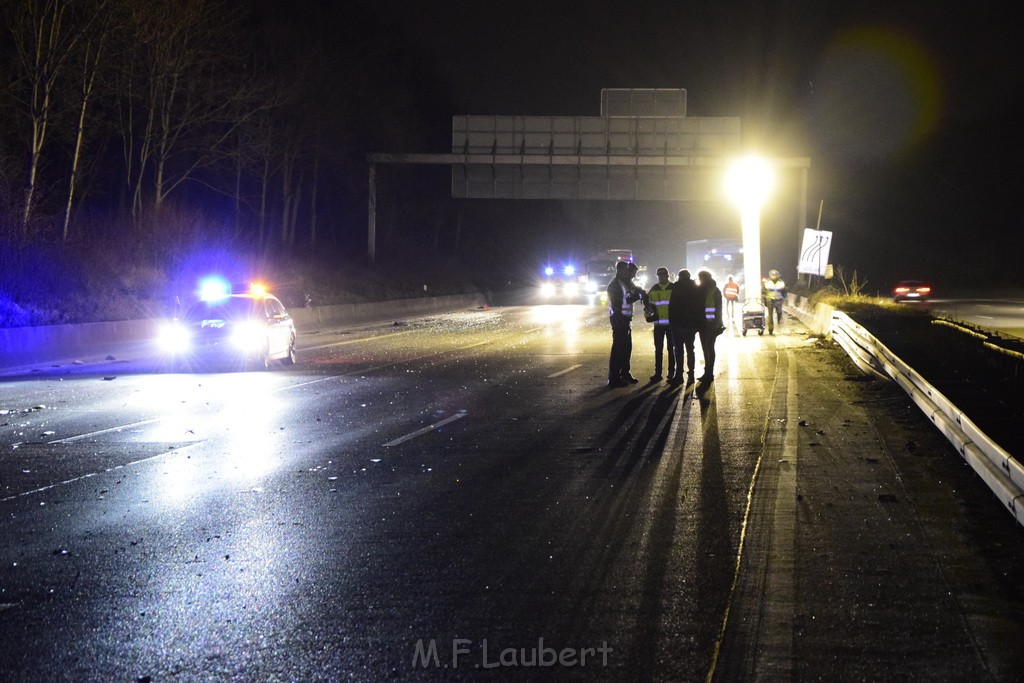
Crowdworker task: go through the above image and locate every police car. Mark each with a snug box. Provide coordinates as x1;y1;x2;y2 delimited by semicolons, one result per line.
538;264;584;302
158;278;297;370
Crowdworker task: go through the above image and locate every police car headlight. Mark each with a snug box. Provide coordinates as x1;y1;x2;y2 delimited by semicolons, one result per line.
564;282;579;296
157;323;191;353
232;320;266;349
540;282;556;297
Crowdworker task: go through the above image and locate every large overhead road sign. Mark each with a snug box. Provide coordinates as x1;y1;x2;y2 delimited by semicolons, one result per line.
365;89;810;260
449;114;742;200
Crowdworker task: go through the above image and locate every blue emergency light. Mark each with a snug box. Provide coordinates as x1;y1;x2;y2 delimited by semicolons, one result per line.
198;276;231;302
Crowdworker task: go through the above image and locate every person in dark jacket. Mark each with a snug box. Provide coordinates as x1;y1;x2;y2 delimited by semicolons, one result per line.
697;269;724;385
667;269;702;384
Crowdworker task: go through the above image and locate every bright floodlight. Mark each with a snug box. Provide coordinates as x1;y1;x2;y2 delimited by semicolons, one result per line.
724;156;775;309
724;156;775;209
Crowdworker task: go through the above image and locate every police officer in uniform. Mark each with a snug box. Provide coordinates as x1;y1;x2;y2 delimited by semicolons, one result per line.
606;261;641;387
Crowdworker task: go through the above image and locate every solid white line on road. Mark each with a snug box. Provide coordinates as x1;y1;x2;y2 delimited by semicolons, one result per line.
383;412;468;447
547;364;582;378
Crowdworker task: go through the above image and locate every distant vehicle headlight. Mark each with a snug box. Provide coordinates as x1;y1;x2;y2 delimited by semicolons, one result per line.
540;282;556;297
158;323;191;353
232;320;266;349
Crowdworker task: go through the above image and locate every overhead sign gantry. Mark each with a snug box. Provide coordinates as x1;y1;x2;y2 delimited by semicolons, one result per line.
366;89;810;260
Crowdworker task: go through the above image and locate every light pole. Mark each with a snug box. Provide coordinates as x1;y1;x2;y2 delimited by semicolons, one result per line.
724;156;775;309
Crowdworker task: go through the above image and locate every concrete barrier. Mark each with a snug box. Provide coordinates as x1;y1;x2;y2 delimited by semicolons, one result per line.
1;292;490;370
0;318;160;368
289;292;488;332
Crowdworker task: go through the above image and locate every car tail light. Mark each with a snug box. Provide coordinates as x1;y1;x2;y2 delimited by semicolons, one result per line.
916;286;931;294
894;287;910;294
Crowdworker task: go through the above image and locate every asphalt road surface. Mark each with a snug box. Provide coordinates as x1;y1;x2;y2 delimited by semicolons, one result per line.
2;304;1023;681
923;297;1024;339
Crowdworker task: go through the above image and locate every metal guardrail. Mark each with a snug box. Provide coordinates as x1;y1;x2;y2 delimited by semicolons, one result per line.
830;311;1024;527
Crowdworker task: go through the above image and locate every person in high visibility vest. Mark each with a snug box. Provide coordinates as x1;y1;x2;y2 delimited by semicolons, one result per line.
647;267;675;382
761;269;787;335
722;274;740;324
606;261;642;387
697;269;724;387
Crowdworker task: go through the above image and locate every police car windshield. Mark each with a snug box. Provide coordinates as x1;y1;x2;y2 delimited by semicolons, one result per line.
183;297;258;322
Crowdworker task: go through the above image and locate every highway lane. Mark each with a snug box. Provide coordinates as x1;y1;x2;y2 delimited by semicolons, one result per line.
924;297;1024;339
2;304;1023;680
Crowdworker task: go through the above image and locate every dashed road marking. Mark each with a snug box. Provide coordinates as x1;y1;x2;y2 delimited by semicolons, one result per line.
547;364;582;378
383;412;469;447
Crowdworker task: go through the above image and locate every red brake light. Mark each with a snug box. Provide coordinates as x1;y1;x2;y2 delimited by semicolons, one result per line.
894;287;910;293
916;286;931;294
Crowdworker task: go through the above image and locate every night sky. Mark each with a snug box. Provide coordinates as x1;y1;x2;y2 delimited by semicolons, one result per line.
257;0;1023;292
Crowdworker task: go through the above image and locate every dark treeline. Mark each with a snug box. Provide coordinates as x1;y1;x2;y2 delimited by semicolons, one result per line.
0;0;454;257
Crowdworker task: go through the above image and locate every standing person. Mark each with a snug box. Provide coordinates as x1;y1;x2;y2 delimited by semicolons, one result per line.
606;261;641;387
697;269;724;385
668;269;701;384
722;275;740;324
647;267;675;382
626;262;648;306
762;269;787;335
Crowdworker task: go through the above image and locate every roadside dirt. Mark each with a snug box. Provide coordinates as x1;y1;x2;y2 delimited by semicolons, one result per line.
851;313;1024;458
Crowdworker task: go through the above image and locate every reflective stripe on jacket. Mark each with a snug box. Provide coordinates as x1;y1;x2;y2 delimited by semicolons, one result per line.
648;282;672;325
607;278;633;316
723;281;740;300
763;279;786;301
702;281;723;327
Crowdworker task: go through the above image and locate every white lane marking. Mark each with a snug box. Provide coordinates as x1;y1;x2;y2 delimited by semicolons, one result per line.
45;340;493;444
382;412;468;447
1;442;202;503
49;418;164;444
547;364;582;378
301;329;415;351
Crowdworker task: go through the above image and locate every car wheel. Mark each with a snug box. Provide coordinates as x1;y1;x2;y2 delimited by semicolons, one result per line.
282;336;296;365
